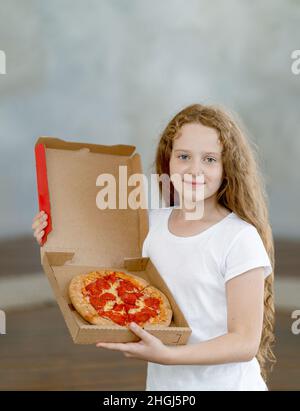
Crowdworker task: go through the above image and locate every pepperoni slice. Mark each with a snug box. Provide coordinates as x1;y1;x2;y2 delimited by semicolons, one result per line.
104;273;118;285
113;303;126;312
119;279;138;292
89;292;115;311
95;278;110;290
117;279;142;296
85;282;100;295
85;278;110;296
127;305;159;325
124;303;135;312
104;311;127;326
89;296;106;310
141;306;157;317
122;293;139;305
144;297;160;310
135;292;144;299
134;311;151;323
99;292;116;302
117;286;131;297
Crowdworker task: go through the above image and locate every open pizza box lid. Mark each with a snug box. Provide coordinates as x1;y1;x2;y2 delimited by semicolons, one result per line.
35;137;192;344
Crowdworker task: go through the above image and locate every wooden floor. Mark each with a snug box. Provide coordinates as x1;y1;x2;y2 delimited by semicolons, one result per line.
0;303;146;391
0;304;299;391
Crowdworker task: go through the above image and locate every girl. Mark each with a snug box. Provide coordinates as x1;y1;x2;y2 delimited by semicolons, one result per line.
32;103;276;391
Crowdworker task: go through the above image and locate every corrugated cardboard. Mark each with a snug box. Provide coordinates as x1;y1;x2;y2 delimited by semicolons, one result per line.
35;137;192;345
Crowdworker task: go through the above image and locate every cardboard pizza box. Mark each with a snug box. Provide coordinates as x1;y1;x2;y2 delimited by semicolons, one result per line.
34;137;192;344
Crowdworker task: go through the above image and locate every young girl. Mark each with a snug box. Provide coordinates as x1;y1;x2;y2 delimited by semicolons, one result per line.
32;103;276;391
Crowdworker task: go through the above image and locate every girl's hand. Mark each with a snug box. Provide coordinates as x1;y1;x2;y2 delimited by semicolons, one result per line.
96;322;171;365
31;210;48;245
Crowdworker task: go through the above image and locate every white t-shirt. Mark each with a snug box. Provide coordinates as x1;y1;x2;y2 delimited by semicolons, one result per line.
142;206;272;391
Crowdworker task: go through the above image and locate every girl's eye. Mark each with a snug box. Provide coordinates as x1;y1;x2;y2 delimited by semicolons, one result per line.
177;154;216;163
178;154;190;160
206;157;216;163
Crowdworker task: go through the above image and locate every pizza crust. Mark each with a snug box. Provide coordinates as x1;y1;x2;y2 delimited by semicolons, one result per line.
68;273;109;326
141;285;173;329
69;270;173;328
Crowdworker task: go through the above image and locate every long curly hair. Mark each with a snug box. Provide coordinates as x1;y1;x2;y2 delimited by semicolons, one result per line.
152;103;276;382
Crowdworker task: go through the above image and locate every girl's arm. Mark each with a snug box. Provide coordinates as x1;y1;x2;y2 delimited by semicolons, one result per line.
165;267;265;365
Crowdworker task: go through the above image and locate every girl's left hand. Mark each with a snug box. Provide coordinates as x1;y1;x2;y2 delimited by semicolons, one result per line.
96;322;171;365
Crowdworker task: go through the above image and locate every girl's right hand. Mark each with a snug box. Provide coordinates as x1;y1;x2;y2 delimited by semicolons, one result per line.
32;210;48;245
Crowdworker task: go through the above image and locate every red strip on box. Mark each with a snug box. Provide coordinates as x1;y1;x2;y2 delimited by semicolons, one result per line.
34;143;52;245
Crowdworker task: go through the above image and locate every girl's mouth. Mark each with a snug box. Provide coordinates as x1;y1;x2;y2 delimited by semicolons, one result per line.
184;180;205;186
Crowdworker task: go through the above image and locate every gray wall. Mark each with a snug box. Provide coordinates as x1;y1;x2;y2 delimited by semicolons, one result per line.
0;0;299;239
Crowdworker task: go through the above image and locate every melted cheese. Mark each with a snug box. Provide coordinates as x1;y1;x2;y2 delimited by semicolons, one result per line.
104;280;123;305
103;300;116;312
128;298;146;314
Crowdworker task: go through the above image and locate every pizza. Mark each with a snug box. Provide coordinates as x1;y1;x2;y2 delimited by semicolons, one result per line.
68;270;173;328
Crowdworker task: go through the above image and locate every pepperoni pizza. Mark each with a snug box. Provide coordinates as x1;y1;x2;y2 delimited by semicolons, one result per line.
69;270;173;328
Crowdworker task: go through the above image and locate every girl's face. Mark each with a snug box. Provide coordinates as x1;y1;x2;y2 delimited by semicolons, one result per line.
169;122;224;206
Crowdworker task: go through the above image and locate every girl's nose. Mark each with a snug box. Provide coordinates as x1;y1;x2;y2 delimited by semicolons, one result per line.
184;172;205;183
186;163;204;179
189;159;203;174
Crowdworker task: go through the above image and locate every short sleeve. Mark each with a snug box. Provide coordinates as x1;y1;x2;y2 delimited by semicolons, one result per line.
222;225;273;283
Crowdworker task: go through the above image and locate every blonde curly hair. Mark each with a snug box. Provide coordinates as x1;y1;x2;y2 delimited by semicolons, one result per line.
153;103;276;382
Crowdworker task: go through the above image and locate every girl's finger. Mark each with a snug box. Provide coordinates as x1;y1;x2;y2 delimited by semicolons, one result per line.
32;211;43;221
35;220;47;233
96;342;129;352
33;212;40;221
124;352;135;358
34;229;44;239
32;220;43;230
129;322;153;343
32;213;47;229
32;219;40;229
34;227;42;237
